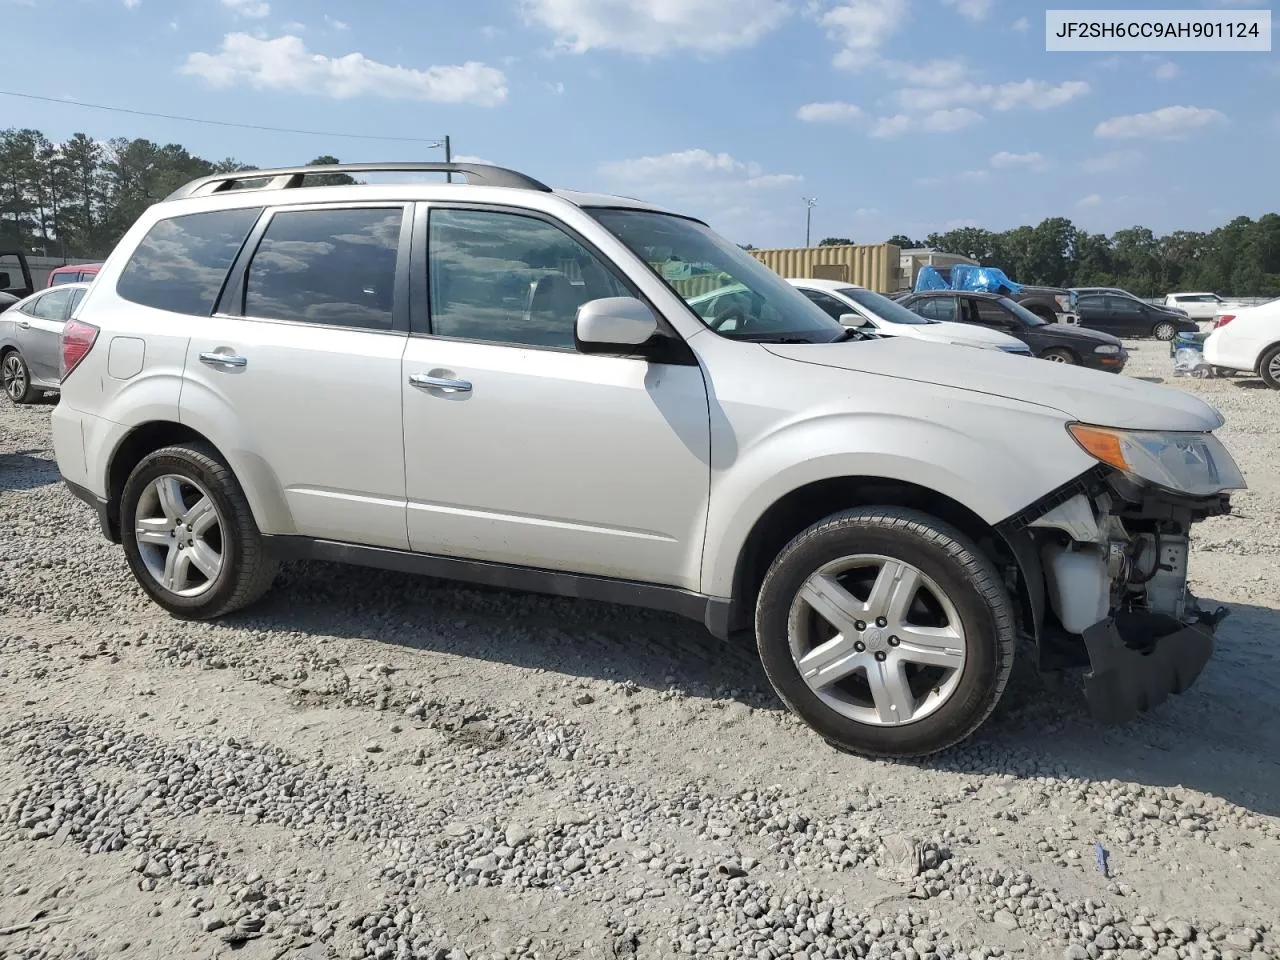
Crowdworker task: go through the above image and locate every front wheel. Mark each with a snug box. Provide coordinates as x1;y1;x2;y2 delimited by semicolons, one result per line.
1152;320;1178;341
120;443;278;619
755;507;1016;758
1259;344;1280;390
1040;347;1076;364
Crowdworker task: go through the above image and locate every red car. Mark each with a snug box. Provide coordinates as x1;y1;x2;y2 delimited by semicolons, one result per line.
47;262;102;287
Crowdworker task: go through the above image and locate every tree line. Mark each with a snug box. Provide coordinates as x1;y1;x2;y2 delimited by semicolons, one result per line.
0;126;350;260
4;126;1278;298
820;211;1280;298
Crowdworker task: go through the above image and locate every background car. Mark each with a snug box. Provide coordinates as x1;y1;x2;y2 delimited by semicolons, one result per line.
0;281;90;403
47;262;103;287
0;290;18;315
1075;292;1199;340
1203;296;1280;389
786;278;1032;355
1073;286;1191;317
898;289;1128;371
1009;284;1079;325
1164;291;1246;322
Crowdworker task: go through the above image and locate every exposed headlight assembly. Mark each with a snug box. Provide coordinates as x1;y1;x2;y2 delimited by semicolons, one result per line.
1068;424;1247;496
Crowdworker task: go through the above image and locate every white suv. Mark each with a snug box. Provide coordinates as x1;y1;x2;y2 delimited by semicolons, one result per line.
53;161;1247;758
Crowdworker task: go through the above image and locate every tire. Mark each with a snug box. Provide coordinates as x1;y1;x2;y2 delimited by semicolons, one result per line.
754;507;1016;758
1152;321;1178;341
1260;344;1280;390
119;442;278;619
1040;347;1076;364
1;350;39;404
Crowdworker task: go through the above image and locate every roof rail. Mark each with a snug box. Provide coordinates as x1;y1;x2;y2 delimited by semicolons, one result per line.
164;162;552;201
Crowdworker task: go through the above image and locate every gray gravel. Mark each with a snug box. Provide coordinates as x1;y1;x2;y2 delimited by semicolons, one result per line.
2;340;1278;959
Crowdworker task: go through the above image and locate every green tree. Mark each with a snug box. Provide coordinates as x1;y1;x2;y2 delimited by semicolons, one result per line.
818;236;854;246
886;234;921;249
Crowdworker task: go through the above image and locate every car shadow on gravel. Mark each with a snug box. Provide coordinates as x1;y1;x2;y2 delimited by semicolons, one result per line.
930;598;1280;819
219;560;782;707
0;451;62;492
216;563;1280;814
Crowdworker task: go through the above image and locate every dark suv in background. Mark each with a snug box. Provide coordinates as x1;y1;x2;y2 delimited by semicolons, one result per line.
1073;292;1199;341
899;289;1128;371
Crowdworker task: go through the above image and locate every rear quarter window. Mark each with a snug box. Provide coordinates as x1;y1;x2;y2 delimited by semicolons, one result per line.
116;207;263;316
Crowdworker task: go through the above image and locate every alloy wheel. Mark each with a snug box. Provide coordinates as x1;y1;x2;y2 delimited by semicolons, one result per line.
1269;352;1280;384
786;554;967;726
134;474;225;597
1154;322;1176;341
2;355;27;401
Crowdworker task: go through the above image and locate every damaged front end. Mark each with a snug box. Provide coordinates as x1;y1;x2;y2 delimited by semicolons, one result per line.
999;426;1246;724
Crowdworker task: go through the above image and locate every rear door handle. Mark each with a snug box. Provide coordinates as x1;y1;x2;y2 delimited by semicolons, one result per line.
409;374;471;393
199;352;248;368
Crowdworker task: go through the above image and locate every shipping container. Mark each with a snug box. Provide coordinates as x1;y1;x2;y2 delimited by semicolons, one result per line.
747;244;901;293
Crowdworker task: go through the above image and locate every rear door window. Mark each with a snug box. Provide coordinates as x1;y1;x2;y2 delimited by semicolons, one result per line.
117;207;264;316
29;288;74;320
241;206;405;331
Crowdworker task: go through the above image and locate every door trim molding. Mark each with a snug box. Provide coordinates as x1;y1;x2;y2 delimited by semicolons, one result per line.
262;534;733;639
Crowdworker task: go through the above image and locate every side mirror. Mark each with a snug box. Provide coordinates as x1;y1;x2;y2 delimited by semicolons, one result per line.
575;297;660;355
838;312;870;328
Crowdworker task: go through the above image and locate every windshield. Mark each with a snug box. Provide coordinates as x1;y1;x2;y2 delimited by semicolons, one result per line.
838;287;933;325
997;296;1048;327
589;209;847;343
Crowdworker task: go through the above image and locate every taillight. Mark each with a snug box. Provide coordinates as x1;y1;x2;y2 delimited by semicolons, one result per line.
1214;314;1235;329
60;319;99;380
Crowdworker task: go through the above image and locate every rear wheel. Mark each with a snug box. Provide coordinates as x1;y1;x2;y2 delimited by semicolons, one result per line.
120;443;278;619
754;507;1015;758
1259;344;1280;390
1152;320;1178;341
2;350;39;404
1040;347;1076;364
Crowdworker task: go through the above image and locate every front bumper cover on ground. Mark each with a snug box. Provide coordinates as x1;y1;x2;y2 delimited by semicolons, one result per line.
1080;606;1226;724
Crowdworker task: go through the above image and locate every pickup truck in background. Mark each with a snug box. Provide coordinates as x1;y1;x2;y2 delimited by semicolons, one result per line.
1010;285;1079;325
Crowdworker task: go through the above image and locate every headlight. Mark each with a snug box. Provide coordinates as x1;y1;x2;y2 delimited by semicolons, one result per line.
1093;344;1120;354
1067;424;1246;496
1055;294;1070;311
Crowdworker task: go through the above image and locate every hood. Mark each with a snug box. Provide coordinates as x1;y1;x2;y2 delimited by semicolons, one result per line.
1037;322;1123;346
761;337;1224;432
911;319;1024;348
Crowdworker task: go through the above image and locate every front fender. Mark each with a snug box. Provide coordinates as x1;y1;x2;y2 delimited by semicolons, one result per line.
700;409;1094;597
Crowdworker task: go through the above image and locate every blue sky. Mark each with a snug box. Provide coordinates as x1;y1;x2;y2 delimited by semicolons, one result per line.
3;0;1277;247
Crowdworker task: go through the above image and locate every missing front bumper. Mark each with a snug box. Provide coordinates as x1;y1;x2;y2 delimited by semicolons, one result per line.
1080;608;1224;724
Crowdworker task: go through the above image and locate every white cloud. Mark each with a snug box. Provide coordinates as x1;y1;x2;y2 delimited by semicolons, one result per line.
453;153;499;166
796;101;864;123
869;114;912;138
1153;60;1180;80
879;57;968;86
221;0;269;18
521;0;789;56
990;150;1046;169
1094;105;1226;140
898;78;1089;112
1012;16;1028;32
942;0;993;21
597;148;802;243
821;0;909;69
1076;194;1102;208
325;15;350;31
123;0;141;8
181;34;509;106
1081;149;1141;173
922;107;982;131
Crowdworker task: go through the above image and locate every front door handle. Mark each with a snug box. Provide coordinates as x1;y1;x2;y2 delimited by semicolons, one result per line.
16;320;30;329
409;374;471;393
199;352;248;368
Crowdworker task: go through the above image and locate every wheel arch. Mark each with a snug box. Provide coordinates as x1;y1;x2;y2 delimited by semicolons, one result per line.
102;420;294;542
720;475;1041;645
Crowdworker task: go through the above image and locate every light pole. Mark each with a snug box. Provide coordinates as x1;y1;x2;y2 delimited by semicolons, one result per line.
804;197;817;247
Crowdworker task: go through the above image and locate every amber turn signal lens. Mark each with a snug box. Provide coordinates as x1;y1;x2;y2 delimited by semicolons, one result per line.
1067;423;1130;471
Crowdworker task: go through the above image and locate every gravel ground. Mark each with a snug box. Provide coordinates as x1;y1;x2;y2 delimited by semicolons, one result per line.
1;339;1278;960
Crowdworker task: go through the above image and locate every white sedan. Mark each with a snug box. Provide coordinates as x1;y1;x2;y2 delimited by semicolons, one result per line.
1164;291;1248;323
786;278;1032;355
1203;297;1280;389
